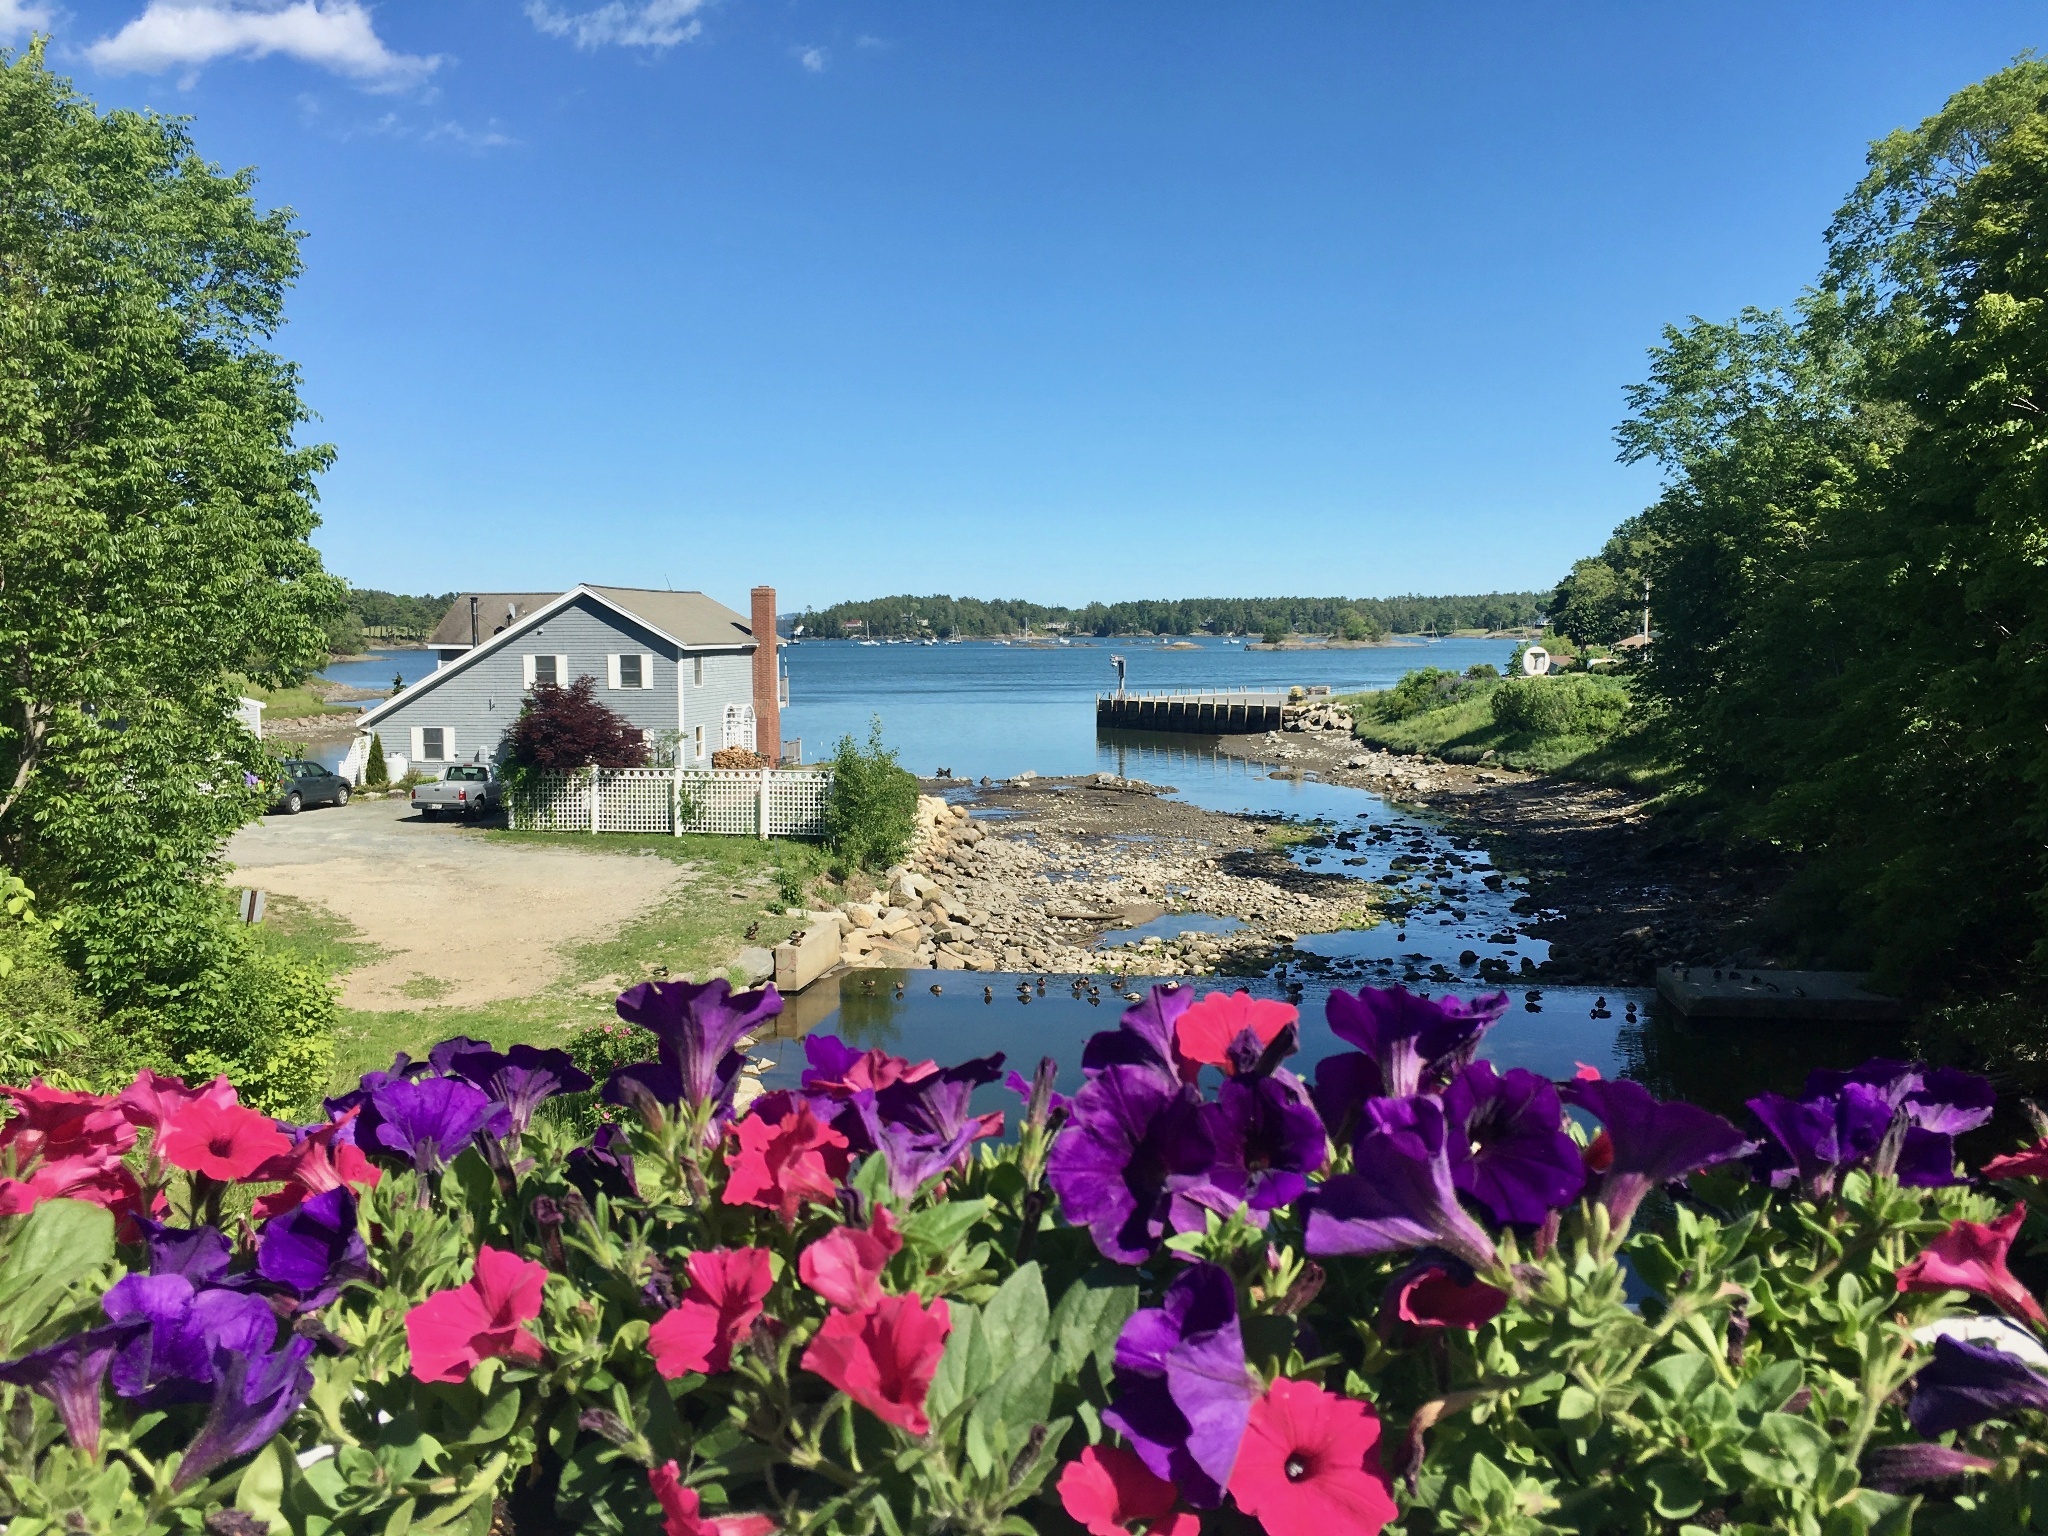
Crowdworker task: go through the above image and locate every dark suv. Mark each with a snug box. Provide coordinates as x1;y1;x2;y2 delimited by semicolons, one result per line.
270;759;351;815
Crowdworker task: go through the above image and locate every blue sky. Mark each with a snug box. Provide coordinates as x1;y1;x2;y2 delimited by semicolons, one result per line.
14;2;2042;608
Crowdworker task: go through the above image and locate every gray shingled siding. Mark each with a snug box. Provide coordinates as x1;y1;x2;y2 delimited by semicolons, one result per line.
361;594;761;769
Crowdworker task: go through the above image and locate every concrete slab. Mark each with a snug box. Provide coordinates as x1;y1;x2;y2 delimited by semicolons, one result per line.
1655;966;1907;1024
775;919;841;994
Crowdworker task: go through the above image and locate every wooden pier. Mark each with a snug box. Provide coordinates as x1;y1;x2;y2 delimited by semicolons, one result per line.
1095;690;1287;734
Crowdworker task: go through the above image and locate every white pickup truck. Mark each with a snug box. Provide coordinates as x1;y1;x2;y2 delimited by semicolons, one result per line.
410;763;502;820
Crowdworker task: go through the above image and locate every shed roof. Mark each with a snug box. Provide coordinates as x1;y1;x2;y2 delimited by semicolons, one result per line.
429;594;561;648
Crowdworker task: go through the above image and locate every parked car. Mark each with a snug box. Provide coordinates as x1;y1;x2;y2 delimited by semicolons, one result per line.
271;759;351;815
411;762;502;820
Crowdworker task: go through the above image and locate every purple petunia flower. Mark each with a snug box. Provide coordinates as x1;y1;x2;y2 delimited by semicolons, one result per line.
170;1336;318;1490
1908;1334;2048;1437
1443;1062;1586;1226
1780;1058;1995;1189
1102;1263;1259;1510
256;1188;369;1306
1563;1077;1747;1231
1861;1441;1998;1492
1004;1056;1070;1133
1080;984;1199;1087
566;1123;637;1203
325;1056;433;1149
0;1324;139;1458
1309;1051;1384;1147
613;976;782;1113
875;1053;1006;1142
101;1274;278;1406
1046;1064;1210;1264
372;1076;497;1179
136;1221;235;1285
1187;1073;1327;1222
853;1092;980;1200
1325;985;1510;1098
1748;1083;1896;1198
441;1043;595;1138
1301;1094;1499;1271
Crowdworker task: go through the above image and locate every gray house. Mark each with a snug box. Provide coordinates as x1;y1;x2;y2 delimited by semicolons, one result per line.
353;584;789;772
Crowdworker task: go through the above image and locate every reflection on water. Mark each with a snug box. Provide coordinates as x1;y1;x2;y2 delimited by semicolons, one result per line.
1099;913;1246;948
752;969;1912;1135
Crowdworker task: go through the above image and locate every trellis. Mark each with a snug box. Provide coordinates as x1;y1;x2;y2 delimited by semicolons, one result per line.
513;766;831;839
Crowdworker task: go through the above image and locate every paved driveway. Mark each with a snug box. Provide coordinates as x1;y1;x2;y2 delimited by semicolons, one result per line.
226;797;686;1010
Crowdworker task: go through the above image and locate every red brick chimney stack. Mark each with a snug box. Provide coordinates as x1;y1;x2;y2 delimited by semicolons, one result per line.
750;585;781;763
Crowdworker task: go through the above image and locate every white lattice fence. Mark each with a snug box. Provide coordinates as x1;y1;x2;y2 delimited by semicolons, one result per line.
513;773;592;832
514;767;831;837
763;768;831;837
595;768;675;833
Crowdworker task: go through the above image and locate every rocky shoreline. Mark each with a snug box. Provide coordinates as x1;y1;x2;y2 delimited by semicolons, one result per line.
808;779;1380;981
1210;728;1789;984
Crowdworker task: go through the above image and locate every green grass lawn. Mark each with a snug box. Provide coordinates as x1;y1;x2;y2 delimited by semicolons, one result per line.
256;831;830;1090
1337;686;1678;791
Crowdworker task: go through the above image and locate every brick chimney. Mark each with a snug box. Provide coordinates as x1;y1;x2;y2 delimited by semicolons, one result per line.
750;585;781;762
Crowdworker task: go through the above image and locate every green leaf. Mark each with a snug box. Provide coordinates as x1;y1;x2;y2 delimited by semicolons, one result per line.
927;1301;983;1423
978;1263;1049;1382
0;1199;113;1352
233;1437;293;1525
1556;1384;1599;1423
1646;1463;1709;1519
899;1197;997;1258
1755;1412;1830;1483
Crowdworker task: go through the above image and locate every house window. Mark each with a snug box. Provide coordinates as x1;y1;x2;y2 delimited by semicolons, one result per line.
533;655;558;686
618;654;643;689
693;724;704;758
693;656;704;686
421;728;446;761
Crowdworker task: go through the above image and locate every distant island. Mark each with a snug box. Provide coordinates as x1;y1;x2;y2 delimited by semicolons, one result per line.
793;591;1546;641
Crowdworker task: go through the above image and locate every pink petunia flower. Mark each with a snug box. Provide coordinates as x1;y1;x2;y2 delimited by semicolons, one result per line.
248;1115;382;1221
1057;1443;1199;1536
800;1292;951;1434
798;1207;902;1312
649;1461;777;1535
650;1247;774;1376
1897;1205;2046;1326
1228;1377;1398;1536
1;1081;135;1163
405;1246;550;1383
1392;1265;1508;1331
158;1098;291;1182
1173;991;1299;1073
1983;1143;2048;1181
116;1070;237;1136
722;1101;850;1225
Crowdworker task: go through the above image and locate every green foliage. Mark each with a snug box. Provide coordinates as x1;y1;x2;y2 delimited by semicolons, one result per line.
797;590;1546;639
826;718;918;874
1260;619;1288;646
1603;55;2048;995
1490;674;1631;738
364;732;388;788
0;46;344;1078
1549;514;1660;647
1364;667;1486;723
0;874;91;1087
342;588;458;641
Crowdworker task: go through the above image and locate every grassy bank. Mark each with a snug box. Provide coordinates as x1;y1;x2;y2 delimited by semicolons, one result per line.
256;831;826;1089
1339;670;1676;791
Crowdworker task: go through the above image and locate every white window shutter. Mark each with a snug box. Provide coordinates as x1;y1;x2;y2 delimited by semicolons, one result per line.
445;730;456;759
521;655;536;687
556;654;568;685
606;655;621;690
641;653;656;689
410;727;424;761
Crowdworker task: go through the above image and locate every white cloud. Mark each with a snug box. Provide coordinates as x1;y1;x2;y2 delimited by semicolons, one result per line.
424;118;514;151
0;0;54;40
86;2;439;90
525;0;706;50
795;44;825;73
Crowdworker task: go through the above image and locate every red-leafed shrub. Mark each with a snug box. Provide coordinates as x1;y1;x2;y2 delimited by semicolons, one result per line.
505;677;648;774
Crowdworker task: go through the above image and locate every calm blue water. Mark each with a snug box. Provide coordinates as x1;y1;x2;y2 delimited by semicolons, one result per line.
781;634;1513;778
321;649;440;695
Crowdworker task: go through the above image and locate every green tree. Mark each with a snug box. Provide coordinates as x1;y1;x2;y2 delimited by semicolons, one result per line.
0;45;340;1100
825;718;918;873
365;732;389;789
1261;619;1288;646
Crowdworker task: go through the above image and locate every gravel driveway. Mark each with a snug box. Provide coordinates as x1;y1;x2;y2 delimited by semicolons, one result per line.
226;797;686;1010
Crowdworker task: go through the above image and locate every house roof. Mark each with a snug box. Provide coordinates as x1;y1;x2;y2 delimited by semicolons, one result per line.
355;584;763;732
585;587;758;648
429;594;561;648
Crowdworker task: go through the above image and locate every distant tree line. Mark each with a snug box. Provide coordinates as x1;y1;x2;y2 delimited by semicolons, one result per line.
794;591;1546;640
322;588;458;654
1554;58;2048;1008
